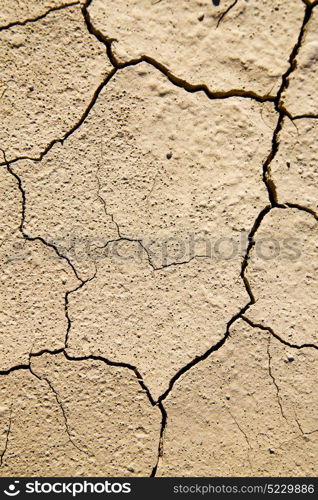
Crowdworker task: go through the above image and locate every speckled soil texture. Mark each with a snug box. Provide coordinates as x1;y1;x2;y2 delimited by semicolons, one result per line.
0;0;317;477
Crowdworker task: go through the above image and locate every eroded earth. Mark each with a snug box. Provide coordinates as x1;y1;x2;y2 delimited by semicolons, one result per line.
0;0;317;476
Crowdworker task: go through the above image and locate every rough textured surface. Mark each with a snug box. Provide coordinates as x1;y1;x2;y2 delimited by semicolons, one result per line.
1;0;318;479
0;166;78;370
1;370;82;476
271;118;318;214
0;354;161;476
13;64;274;399
246;208;318;347
0;1;77;28
0;4;111;161
269;341;318;436
158;320;318;477
67;240;247;401
88;0;304;95
87;67;272;267
14;64;272;275
282;7;318;117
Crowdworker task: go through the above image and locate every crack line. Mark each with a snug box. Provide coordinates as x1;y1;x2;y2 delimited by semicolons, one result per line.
227;408;253;473
95;161;121;239
267;337;287;421
0;69;118;167
0;365;30;376
65;269;97;348
216;0;239;29
2;150;82;282
149;201;276;473
302;0;318;7
0;2;279;170
0;2;80;31
94;234;210;272
262;2;314;206
29;356;91;457
242;316;318;350
0;405;13;468
293;412;317;437
228;408;251;450
285;203;318;221
292;114;318;120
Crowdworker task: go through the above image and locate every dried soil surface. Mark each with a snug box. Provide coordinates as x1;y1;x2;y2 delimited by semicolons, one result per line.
0;0;317;476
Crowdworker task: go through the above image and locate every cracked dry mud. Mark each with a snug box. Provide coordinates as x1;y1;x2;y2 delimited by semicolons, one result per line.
0;0;317;477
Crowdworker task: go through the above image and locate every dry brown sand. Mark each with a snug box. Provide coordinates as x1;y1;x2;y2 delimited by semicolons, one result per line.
0;0;317;476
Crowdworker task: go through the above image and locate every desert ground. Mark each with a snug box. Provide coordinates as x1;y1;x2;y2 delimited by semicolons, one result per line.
0;0;317;476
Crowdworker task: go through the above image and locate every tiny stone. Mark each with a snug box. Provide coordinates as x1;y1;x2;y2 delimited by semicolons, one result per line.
166;152;172;159
198;14;204;22
287;355;294;362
